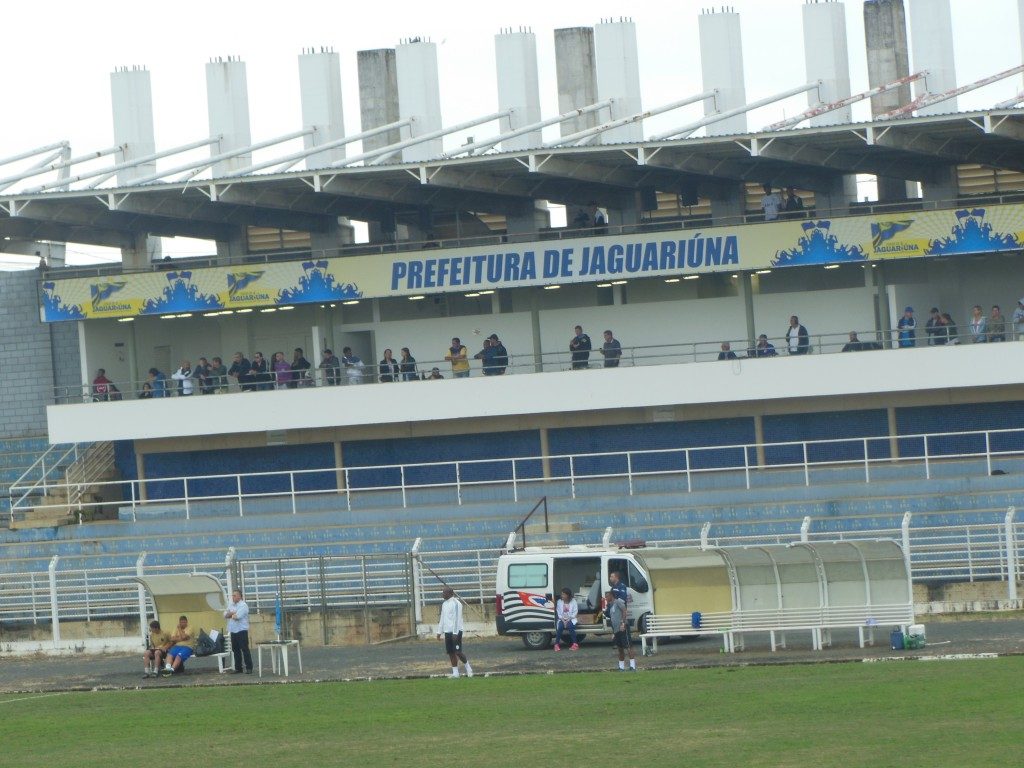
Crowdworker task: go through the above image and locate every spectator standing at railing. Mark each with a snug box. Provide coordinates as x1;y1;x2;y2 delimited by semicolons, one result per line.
139;381;154;399
752;334;777;358
569;325;592;370
379;348;400;382
925;308;946;346
896;307;917;348
272;352;294;389
785;316;810;355
228;352;254;392
341;347;365;384
319;349;341;386
399;347;418;381
194;357;212;394
969;305;988;344
290;348;311;388
942;313;960;344
601;330;622;368
445;337;470;378
209;357;228;392
1013;298;1024;339
92;369;113;402
988;306;1006;342
475;334;508;375
760;183;782;222
783;187;804;218
172;360;194;396
251;352;273;391
147;368;168;398
842;331;868;352
717;342;737;360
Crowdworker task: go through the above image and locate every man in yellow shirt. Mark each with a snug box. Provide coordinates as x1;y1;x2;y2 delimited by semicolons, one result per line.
445;337;470;378
162;615;197;676
143;620;172;679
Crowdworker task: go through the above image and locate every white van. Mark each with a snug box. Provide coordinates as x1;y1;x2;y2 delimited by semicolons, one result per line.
495;545;654;649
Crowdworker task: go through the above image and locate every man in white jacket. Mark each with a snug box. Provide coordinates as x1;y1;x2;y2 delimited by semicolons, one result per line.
554;588;579;651
437;586;473;678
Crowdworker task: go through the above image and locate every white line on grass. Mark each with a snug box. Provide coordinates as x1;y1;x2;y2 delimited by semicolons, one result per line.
0;692;71;706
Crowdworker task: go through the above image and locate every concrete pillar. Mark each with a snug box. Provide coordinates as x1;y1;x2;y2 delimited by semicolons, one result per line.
214;227;248;262
753;414;766;468
864;0;912;202
206;58;252;176
611;285;624;306
908;0;958;115
870;263;894;348
1020;0;1024;90
309;221;355;255
530;290;543;372
709;186;747;225
111;67;162;263
121;231;159;270
539;427;552;479
110;67;156;184
135;450;147;501
814;175;853;217
802;1;852;126
334;441;345;491
76;321;90;403
554;27;599;136
887;406;900;459
396;39;442;162
699;10;747;136
357;49;401;152
505;202;550;238
594;20;643;143
737;273;756;349
495;30;542;151
606;201;641;227
921;166;959;205
299;50;346;168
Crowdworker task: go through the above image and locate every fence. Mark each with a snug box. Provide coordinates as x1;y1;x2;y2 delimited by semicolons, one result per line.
12;426;1024;522
1;509;1019;648
55;326;1020;404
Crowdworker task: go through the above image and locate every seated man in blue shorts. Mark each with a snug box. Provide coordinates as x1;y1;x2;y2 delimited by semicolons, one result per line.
162;615;197;676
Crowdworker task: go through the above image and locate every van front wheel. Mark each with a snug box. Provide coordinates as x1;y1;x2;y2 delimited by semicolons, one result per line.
522;631;552;650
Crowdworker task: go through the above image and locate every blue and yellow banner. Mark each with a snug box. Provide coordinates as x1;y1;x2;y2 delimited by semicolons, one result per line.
40;203;1024;321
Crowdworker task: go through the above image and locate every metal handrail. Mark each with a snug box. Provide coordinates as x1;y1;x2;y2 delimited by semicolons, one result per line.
511;496;549;550
10;425;1024;523
53;326;1011;404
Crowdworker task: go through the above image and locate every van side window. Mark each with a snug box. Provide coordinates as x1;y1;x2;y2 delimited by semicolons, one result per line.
508;563;548;589
627;561;649;594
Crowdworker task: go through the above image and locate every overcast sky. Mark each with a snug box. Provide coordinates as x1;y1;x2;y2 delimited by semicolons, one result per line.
1;0;1021;266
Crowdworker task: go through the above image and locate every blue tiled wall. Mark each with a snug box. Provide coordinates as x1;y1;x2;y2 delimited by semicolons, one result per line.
896;402;1024;458
547;419;757;477
341;430;543;488
142;443;336;500
763;410;891;465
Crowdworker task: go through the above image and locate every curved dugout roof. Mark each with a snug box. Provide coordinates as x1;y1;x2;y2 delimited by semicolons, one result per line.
637;540;909;614
133;573;228;635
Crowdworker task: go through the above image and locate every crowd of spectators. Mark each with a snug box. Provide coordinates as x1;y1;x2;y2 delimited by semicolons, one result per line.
88;298;1024;400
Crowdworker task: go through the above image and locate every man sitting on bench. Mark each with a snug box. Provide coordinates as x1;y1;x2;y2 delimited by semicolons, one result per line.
162;615;197;676
143;620;172;679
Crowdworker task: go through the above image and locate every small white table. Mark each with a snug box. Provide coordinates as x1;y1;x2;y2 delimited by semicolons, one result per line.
257;640;303;678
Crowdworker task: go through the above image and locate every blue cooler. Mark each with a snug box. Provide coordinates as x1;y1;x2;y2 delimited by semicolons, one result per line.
890;629;905;650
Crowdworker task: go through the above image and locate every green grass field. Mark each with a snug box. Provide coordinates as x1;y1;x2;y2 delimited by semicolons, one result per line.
1;658;1017;767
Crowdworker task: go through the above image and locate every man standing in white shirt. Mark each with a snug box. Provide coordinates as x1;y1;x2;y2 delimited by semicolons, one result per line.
760;184;782;222
224;589;253;674
436;586;473;678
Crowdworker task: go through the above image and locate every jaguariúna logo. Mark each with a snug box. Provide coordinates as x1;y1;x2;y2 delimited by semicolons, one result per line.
227;270;265;298
90;280;128;310
871;219;914;248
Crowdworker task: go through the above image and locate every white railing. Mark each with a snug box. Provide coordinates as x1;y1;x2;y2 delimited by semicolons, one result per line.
2;511;1019;646
55;326;1020;404
11;426;1024;523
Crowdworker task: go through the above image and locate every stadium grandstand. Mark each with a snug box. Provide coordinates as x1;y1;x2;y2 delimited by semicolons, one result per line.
1;0;1023;654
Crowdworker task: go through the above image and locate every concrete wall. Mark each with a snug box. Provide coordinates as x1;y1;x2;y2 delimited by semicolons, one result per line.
0;271;72;438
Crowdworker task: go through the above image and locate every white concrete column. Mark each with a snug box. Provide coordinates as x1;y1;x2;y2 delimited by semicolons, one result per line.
205;57;252;176
299;49;346;168
495;30;542;151
554;27;599;137
594;19;643;143
357;49;401;152
908;0;958;115
110;67;156;183
396;39;442;161
698;10;747;136
802;1;852;126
